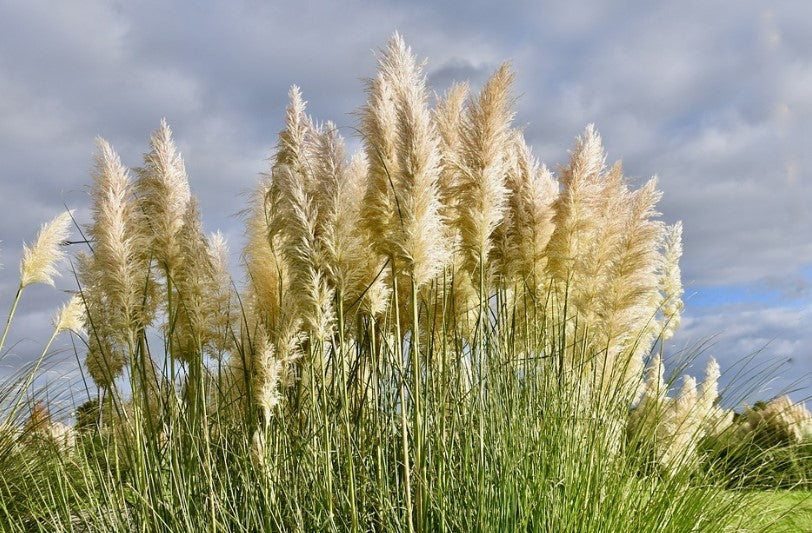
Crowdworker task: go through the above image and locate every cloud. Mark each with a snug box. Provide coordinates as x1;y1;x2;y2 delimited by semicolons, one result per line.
673;301;812;405
0;0;809;403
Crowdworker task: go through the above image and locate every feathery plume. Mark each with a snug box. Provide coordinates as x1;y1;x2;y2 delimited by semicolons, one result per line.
85;332;125;390
699;357;720;411
433;82;469;237
744;395;812;444
253;330;283;420
312;126;365;301
206;231;235;355
135;119;191;277
243;177;283;333
20;210;73;288
361;33;448;287
595;176;665;388
271;162;335;340
88;138;153;338
268;90;336;339
492;133;558;286
454;63;515;284
276;85;314;182
546;124;606;289
360;62;401;257
658;222;684;340
173;200;234;361
699;357;732;436
54;295;85;333
661;375;702;469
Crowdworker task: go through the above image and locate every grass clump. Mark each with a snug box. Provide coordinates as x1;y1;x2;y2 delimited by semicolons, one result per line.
0;34;797;532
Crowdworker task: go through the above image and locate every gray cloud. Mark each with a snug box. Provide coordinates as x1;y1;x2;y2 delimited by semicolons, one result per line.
0;0;809;403
673;302;812;406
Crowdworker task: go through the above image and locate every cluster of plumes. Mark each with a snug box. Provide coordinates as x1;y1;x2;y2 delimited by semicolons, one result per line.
739;395;812;446
77;121;235;398
28;33;684;429
629;356;733;470
546;126;685;394
239;33;685;414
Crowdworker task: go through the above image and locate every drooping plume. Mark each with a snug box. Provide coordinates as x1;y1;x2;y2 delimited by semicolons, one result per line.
20;210;73;288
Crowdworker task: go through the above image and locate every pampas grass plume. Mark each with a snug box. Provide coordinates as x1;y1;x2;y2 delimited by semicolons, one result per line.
659;222;684;340
20;210;74;288
455;63;515;280
54;295;85;333
89;138;150;335
135;119;191;276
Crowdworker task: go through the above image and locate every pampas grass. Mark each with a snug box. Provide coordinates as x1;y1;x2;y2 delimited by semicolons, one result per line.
454;63;514;285
135;118;191;278
0;34;791;533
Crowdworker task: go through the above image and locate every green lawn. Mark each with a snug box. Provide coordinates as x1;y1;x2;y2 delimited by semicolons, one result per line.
743;491;812;532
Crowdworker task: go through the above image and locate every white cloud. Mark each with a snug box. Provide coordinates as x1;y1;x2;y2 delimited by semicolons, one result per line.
0;0;809;402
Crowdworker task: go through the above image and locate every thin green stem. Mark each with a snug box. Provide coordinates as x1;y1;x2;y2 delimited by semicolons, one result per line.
392;271;414;533
337;294;359;532
410;276;424;530
9;326;59;423
0;284;24;355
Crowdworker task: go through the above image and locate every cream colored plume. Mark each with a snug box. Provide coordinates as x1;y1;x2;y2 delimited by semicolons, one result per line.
253;329;283;421
699;357;732;436
206;230;235;355
173;200;234;361
631;357;733;471
266;89;337;339
242;177;283;333
85;329;125;390
135;119;191;277
360;58;401;256
271;163;335;340
433;82;469;240
491;133;558;287
88;138;152;338
318;148;389;317
20;210;73;288
658;222;684;340
597;177;664;369
546;124;606;290
361;33;448;288
276;85;314;185
665;375;702;468
54;295;85;333
744;395;812;444
454;63;515;285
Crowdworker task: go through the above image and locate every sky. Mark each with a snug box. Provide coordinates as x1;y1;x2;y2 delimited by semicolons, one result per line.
0;0;809;408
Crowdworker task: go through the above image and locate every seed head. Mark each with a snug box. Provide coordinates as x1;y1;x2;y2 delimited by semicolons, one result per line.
20;210;74;288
